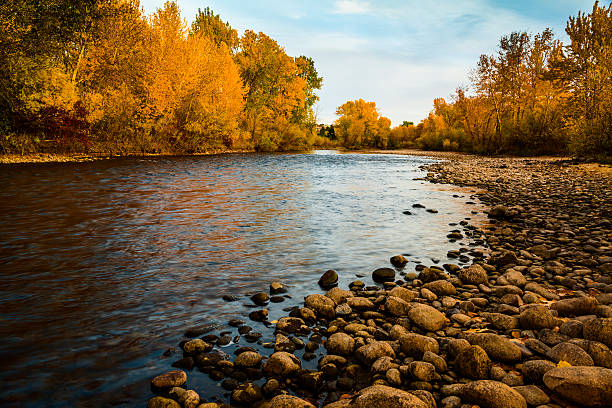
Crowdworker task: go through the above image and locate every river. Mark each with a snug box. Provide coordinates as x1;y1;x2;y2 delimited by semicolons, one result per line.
0;151;487;406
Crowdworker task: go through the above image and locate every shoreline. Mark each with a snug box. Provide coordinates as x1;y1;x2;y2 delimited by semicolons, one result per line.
3;148;609;166
146;155;612;408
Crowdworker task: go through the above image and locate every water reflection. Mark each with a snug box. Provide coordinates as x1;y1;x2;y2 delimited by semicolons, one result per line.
0;153;486;406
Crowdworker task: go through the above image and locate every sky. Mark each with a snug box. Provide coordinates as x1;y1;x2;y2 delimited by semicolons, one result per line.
140;0;597;126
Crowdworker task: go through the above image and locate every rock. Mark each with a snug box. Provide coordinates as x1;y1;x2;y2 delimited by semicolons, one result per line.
543;366;612;407
522;360;557;384
386;367;402;385
524;282;559;301
385;296;411;317
388;286;418;302
551;296;598;316
305;294;335;319
249;309;268;322
519;305;557;330
408;361;436;381
373;267;396;283
235;351;262;368
407;303;447;331
583;318;612;348
326;287;353;304
503;269;526;287
419;267;449;283
459;380;527;408
547;342;594;366
455;345;492;379
481;312;519;331
423;351;447;372
183;339;212;354
569;338;612;368
231;382;263;405
264;352;301;377
319;270;338;288
326;333;355;356
423;280;456;296
251;292;269;305
468;333;522;362
168;388;199;408
512;385;550;406
458;264;488;285
347;296;375;311
400;333;439;357
267;394;316;408
355;341;395;365
391;255;408;268
324;385;428;408
147;397;181;408
276;317;306;334
270;281;287;294
151;370;187;389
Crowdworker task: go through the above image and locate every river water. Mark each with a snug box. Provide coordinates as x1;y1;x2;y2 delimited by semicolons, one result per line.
0;151;486;407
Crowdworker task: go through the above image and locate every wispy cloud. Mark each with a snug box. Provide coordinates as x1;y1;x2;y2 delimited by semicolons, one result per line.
332;0;371;15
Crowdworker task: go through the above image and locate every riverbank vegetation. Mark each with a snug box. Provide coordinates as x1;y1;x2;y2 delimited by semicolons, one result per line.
334;1;611;159
0;0;327;155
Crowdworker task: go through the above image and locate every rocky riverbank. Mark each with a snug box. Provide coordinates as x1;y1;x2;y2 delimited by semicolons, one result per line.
146;155;612;408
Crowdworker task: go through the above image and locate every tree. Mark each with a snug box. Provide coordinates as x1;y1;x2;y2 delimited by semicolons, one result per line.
190;7;238;52
236;30;307;150
334;99;390;148
563;0;612;156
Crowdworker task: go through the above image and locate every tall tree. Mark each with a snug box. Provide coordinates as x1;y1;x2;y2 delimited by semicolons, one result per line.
190;7;238;52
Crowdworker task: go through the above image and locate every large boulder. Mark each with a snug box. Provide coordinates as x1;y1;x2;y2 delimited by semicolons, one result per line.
407;303;446;332
543;366;612;407
458;380;527;408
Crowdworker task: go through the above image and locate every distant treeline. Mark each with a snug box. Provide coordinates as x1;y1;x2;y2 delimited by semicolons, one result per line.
334;1;611;158
0;1;331;155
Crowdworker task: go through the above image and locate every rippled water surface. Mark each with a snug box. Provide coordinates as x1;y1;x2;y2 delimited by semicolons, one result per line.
0;152;486;406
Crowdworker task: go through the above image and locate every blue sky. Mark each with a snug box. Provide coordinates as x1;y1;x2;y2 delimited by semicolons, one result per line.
140;0;597;125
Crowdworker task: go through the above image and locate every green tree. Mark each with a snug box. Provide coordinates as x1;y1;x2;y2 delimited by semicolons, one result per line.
190;7;238;52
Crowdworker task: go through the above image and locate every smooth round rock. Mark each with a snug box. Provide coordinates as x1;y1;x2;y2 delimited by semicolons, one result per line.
543;366;612;407
151;370;187;389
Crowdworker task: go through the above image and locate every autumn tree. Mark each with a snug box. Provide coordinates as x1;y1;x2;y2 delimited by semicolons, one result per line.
236;31;308;151
334;99;391;148
563;0;612;156
147;1;244;152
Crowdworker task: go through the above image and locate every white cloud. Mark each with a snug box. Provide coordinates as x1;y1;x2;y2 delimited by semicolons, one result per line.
332;0;371;15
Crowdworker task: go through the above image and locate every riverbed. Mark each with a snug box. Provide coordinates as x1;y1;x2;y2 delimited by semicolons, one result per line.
0;151;487;407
